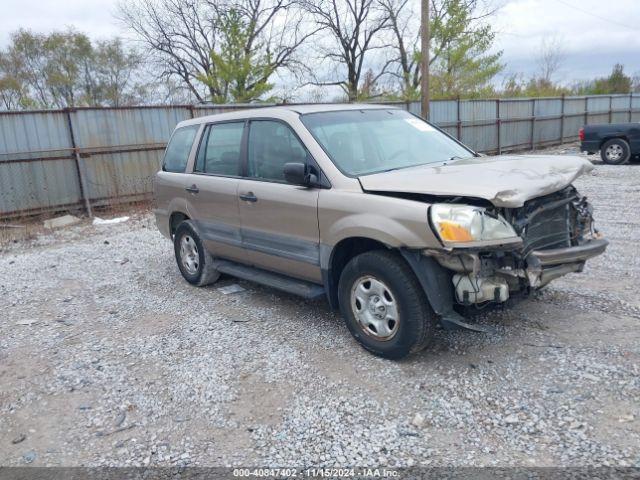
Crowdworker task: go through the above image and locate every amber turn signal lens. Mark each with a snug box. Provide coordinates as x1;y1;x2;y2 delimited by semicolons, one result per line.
438;220;474;242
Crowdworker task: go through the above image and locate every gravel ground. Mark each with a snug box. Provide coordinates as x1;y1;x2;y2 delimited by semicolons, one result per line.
1;145;639;468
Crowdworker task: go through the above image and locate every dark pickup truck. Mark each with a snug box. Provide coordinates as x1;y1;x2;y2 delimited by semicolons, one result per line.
580;122;640;164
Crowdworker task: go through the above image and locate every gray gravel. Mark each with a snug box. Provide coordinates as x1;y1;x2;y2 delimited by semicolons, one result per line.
1;145;639;467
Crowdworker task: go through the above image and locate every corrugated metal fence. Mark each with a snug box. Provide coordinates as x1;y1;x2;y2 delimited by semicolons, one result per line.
1;94;639;218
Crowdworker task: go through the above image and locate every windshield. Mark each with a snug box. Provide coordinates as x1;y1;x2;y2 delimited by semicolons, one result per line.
300;109;475;176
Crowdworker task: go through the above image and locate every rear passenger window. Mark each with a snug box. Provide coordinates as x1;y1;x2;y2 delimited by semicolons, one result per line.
163;125;199;173
195;122;245;176
247;120;307;182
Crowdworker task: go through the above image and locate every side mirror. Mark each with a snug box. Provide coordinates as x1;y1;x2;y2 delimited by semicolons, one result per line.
283;162;318;186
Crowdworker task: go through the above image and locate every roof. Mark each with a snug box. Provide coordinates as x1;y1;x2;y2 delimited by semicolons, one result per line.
177;103;400;128
283;103;398;114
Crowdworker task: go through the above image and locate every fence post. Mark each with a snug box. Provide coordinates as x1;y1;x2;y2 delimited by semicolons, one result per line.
188;105;195;119
630;93;633;122
496;99;501;155
456;96;462;140
584;97;588;127
65;108;92;218
559;94;565;144
530;98;536;150
608;95;613;124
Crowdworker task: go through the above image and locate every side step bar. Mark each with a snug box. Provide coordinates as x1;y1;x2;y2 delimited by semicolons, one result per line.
214;260;326;300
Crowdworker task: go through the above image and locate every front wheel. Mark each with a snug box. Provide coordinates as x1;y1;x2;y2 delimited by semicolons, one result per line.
338;250;437;359
600;138;631;165
173;220;220;286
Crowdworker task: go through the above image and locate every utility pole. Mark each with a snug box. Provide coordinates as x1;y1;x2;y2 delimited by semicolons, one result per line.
420;0;430;120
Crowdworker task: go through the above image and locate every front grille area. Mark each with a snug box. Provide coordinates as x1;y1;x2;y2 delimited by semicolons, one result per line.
506;188;576;255
521;203;571;252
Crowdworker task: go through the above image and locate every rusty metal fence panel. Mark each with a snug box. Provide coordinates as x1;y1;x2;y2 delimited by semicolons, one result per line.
632;95;640;122
499;99;533;150
69;107;192;207
0;110;81;215
1;94;639;218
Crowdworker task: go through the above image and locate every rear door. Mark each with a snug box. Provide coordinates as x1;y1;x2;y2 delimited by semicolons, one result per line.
184;121;247;262
237;119;321;283
154;125;200;231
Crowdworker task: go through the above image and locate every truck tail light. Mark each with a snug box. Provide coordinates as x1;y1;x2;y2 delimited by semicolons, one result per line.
578;127;585;141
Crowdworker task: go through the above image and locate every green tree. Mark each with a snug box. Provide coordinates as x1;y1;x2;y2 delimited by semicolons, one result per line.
197;9;275;103
0;28;147;109
0;47;34;109
594;64;632;94
382;0;503;100
94;38;146;106
43;30;94;107
3;30;51;107
429;0;503;98
501;74;569;98
573;64;632;95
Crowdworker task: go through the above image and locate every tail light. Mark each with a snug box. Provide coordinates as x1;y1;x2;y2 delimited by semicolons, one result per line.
578;127;585;142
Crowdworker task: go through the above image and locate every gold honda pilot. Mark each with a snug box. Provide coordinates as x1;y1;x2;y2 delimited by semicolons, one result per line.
153;104;607;359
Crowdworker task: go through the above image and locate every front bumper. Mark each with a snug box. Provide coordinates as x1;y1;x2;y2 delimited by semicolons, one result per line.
427;237;609;305
526;238;608;287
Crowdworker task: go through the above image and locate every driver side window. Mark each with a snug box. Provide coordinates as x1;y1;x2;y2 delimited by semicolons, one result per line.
310;122;366;173
247;120;307;182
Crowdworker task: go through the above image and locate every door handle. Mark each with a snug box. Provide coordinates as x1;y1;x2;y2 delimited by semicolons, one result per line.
239;192;258;203
185;184;199;194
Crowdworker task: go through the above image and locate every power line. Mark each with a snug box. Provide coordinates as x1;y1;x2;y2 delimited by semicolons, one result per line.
555;0;638;31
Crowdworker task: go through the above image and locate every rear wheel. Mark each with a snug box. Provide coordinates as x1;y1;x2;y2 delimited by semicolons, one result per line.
338;250;436;359
174;220;220;286
600;138;631;165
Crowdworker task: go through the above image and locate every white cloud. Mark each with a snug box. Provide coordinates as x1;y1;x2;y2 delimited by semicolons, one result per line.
493;0;640;81
0;0;123;46
0;0;638;85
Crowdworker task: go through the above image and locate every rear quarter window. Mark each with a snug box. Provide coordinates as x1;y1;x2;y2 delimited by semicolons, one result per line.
162;125;199;173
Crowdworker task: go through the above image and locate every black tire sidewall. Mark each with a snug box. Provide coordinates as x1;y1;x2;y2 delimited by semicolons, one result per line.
338;251;432;359
601;139;630;165
174;221;206;285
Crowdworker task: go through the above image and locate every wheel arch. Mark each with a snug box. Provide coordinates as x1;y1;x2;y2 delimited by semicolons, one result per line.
600;135;629;148
322;236;392;309
169;211;190;238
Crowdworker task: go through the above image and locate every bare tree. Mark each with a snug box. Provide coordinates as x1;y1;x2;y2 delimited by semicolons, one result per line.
537;36;565;83
117;0;218;102
633;73;640;93
300;0;391;101
118;0;316;103
379;0;418;98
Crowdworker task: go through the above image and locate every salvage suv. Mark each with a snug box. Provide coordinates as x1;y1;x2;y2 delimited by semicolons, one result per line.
153;104;607;359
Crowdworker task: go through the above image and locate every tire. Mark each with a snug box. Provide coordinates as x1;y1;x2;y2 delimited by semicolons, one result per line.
600;138;631;165
337;250;436;359
173;220;220;286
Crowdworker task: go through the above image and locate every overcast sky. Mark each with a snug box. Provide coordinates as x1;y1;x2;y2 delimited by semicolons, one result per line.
1;0;638;87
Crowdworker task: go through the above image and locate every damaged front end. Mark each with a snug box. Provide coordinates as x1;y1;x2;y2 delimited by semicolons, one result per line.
425;186;607;308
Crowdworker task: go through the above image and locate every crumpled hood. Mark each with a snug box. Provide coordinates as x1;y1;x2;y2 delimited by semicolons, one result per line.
358;154;593;207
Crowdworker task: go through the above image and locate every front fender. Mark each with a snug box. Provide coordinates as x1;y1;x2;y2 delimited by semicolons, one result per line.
318;190;440;248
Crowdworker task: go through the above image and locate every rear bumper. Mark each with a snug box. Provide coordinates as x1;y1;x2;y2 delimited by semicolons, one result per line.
153;209;171;239
580;140;599;153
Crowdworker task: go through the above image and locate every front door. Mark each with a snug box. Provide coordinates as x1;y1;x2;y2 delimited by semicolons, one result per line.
238;120;321;283
185;121;246;262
